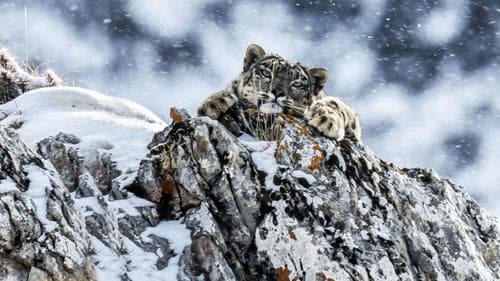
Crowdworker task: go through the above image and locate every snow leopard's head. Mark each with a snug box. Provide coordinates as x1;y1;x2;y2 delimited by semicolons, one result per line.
237;44;328;117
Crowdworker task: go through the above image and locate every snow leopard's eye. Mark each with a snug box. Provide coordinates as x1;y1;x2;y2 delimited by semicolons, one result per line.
291;80;306;89
258;60;274;70
290;82;308;98
260;68;272;78
254;63;272;79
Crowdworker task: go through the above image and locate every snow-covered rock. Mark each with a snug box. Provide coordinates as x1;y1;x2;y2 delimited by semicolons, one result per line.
0;86;192;280
136;109;500;280
0;49;499;280
0;126;95;281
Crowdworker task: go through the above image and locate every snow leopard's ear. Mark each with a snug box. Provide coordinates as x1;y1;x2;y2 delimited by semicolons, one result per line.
309;68;328;95
244;44;266;72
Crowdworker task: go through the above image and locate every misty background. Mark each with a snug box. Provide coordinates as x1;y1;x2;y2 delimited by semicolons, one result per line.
1;0;499;216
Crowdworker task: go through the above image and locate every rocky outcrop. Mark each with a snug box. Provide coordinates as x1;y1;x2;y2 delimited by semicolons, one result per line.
33;132;183;281
0;126;95;281
37;133;120;194
135;109;500;280
0;123;187;281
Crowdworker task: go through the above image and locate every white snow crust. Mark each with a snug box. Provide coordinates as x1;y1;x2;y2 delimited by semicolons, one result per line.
0;86;165;173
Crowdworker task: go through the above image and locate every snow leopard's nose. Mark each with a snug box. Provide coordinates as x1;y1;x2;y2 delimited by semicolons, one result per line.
271;87;285;98
271;75;289;98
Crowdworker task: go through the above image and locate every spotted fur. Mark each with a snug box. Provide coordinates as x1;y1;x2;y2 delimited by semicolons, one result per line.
198;44;362;142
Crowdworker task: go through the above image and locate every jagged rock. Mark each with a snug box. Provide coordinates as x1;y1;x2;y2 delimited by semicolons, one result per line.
83;149;120;194
0;126;95;281
75;172;101;198
0;72;184;281
33;131;185;280
0;123;186;281
37;132;120;194
136;109;500;281
37;133;82;191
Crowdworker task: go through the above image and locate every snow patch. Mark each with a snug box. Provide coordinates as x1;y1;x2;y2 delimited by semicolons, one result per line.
23;164;58;232
0;86;165;175
240;138;279;191
0;177;19;193
88;207;191;281
106;194;156;218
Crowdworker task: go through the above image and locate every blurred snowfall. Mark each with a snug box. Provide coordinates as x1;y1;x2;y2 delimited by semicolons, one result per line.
1;0;500;216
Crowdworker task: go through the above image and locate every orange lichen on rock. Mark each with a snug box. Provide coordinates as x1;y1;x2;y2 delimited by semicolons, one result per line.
277;267;290;281
281;114;310;136
170;107;186;124
308;143;324;171
158;173;178;204
308;155;324;171
276;142;289;160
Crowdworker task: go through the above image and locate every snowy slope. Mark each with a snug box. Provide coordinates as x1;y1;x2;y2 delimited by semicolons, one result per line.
0;87;192;281
0;86;165;173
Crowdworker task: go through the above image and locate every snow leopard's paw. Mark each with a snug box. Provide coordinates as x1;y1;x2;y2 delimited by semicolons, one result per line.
305;97;361;141
197;90;238;120
305;99;345;141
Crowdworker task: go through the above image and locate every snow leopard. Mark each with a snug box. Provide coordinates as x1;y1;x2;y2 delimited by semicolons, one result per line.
197;44;362;142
